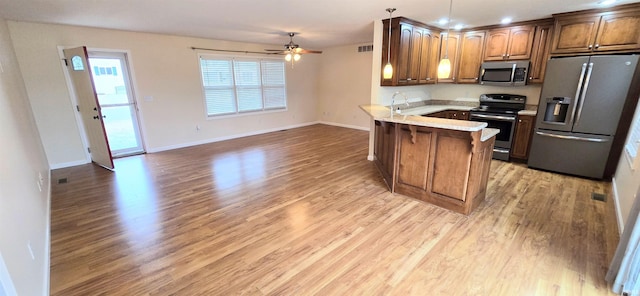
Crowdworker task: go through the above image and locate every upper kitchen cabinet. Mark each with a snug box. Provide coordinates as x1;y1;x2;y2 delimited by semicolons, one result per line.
551;5;640;54
381;17;441;86
528;22;554;84
483;25;535;61
437;32;461;83
456;31;486;84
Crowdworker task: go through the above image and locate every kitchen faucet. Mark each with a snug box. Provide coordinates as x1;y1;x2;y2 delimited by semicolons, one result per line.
390;91;409;116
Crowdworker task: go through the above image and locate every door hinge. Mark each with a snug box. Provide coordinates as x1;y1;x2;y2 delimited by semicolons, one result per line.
63;59;68;66
76;105;80;112
87;147;91;153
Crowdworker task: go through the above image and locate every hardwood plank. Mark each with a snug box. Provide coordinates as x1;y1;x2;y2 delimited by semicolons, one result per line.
49;124;619;295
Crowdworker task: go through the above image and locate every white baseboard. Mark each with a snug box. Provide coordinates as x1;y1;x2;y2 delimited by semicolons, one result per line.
612;176;624;235
49;159;90;170
318;121;370;131
43;169;51;296
147;121;321;153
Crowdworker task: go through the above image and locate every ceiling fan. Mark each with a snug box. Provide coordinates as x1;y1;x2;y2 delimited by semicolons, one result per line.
265;33;322;64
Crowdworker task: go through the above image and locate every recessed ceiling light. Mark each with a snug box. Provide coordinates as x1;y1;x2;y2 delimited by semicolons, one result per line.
438;18;449;25
454;24;464;30
598;0;616;6
501;17;512;24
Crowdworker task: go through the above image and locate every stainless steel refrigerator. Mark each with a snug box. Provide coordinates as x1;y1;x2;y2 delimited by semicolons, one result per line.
528;55;640;179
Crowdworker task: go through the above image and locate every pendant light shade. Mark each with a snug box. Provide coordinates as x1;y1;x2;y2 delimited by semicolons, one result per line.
437;58;451;78
437;0;454;79
383;8;396;80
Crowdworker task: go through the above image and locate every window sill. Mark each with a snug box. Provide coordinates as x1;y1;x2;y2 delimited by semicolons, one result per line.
206;107;288;120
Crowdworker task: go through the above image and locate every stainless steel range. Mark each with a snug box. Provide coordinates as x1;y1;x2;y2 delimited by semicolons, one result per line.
470;94;527;161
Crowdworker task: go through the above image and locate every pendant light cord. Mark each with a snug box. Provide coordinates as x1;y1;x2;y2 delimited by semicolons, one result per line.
444;0;453;58
386;8;395;64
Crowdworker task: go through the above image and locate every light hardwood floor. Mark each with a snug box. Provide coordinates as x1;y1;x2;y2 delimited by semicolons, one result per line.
50;124;619;295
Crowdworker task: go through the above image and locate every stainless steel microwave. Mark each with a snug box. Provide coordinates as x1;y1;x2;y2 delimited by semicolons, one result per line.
479;61;530;86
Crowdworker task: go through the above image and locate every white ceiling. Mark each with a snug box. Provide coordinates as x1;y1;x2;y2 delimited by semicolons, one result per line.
1;0;639;50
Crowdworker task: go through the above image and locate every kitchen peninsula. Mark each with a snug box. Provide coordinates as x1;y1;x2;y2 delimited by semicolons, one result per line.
361;104;499;215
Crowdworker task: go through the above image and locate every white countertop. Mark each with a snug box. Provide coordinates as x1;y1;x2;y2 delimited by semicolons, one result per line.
360;104;488;133
481;128;500;142
518;110;537;116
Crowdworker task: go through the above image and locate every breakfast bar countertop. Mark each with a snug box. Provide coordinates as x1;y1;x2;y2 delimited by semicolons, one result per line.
360;104;487;133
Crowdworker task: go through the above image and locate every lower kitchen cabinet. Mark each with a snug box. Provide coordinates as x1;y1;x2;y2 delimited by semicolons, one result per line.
511;114;536;160
374;120;397;190
373;120;496;215
424;110;469;120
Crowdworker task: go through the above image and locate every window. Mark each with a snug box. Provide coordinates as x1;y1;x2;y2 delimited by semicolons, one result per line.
625;107;640;170
199;55;286;117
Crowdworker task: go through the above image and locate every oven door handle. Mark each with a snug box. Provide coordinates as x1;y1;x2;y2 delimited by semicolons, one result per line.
510;63;517;85
470;113;516;121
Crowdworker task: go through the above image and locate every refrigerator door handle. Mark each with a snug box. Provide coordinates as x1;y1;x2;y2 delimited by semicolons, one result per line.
536;131;609;143
574;62;594;127
569;63;588;124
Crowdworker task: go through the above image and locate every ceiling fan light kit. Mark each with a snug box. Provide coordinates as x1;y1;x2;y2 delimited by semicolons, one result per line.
265;32;322;67
383;8;396;80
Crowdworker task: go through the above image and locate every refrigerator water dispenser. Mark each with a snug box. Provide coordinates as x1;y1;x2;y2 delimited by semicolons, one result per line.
543;97;570;123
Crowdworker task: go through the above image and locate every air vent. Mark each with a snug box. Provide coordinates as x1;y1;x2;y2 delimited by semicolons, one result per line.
592;192;606;202
358;45;373;52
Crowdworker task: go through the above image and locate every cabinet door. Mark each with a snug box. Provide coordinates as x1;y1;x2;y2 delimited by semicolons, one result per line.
511;115;535;160
396;125;432;190
529;24;553;84
457;31;486;84
374;121;396;190
551;15;600;54
396;24;413;85
407;27;423;84
419;31;440;84
429;133;473;201
594;11;640;52
483;28;509;61
507;25;535;60
437;32;460;83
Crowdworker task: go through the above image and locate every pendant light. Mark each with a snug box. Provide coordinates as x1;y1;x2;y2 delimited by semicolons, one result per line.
383;8;396;80
437;0;453;79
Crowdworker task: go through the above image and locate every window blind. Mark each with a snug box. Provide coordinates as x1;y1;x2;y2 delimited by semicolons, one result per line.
199;55;286;116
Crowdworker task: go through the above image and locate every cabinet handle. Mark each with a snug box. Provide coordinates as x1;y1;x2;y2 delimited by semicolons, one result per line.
595;44;599;48
475;77;478;80
407;78;412;81
588;44;593;49
426;78;431;81
519;119;522;122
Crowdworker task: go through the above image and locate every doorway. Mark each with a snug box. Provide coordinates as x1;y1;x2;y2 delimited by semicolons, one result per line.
87;51;144;157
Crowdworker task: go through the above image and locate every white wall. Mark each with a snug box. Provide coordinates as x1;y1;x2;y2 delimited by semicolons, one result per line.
316;43;373;130
0;18;51;296
613;99;640;232
8;21;320;168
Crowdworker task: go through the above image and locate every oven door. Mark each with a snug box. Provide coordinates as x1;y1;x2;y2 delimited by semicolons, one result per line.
469;112;517;160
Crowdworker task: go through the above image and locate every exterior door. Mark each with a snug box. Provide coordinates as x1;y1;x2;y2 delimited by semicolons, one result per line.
88;51;144;157
63;47;115;170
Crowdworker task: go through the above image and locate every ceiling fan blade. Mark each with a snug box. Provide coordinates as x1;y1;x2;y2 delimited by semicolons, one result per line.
297;49;323;54
264;49;284;51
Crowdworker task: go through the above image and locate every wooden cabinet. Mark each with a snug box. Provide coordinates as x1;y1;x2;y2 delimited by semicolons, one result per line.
392;124;495;215
381;18;441;86
551;8;640;54
483;25;535;61
511;115;536;160
437;32;461;83
528;23;553;84
424;110;469;120
374;121;397;190
456;31;486;84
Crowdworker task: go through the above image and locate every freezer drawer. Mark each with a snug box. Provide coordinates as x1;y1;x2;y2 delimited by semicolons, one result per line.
527;130;613;179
